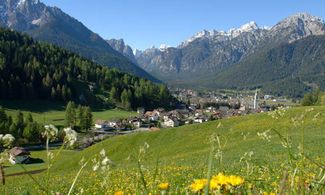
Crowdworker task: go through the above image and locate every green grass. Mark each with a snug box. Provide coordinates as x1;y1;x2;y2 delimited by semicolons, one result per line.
63;106;325;168
0;100;137;126
2;106;325;194
4;150;76;175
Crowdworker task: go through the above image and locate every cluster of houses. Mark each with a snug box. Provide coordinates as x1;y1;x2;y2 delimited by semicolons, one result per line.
94;102;268;133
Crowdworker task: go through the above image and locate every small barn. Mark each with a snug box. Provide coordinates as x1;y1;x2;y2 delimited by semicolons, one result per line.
9;147;30;165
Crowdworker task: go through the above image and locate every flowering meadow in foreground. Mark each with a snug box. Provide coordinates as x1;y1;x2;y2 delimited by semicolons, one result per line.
1;107;325;194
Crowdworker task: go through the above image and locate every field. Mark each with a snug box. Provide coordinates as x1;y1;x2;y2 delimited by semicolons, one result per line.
1;106;325;194
0;100;137;126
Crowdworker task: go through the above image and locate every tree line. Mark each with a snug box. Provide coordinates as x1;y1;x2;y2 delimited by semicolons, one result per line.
0;107;43;145
0;101;94;145
65;101;93;131
301;89;325;106
0;28;176;110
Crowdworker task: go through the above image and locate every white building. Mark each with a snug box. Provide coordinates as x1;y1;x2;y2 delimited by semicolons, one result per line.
163;118;179;127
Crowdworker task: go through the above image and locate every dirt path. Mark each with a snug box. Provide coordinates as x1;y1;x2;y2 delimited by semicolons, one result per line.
5;168;47;177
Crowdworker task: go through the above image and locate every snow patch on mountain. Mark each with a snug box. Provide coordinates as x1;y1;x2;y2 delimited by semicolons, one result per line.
159;44;171;51
228;21;259;37
32;18;42;25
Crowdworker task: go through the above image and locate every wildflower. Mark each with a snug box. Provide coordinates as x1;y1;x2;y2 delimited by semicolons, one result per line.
271;181;277;187
210;179;221;190
1;134;15;148
101;157;110;166
313;112;321;121
114;191;124;195
139;142;150;155
63;127;78;146
305;108;314;112
158;182;170;190
263;192;275;195
43;124;58;141
212;173;228;186
92;162;99;171
92;149;113;173
100;149;106;157
268;107;286;120
257;130;272;142
190;179;207;192
227;175;244;186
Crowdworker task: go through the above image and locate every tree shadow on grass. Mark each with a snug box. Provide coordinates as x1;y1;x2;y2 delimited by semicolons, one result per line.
0;100;65;113
25;158;44;164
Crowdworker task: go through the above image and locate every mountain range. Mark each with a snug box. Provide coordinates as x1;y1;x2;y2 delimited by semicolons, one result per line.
0;0;324;98
108;13;325;97
0;0;158;82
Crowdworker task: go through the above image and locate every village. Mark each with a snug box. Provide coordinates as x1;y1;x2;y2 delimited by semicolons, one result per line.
93;89;294;135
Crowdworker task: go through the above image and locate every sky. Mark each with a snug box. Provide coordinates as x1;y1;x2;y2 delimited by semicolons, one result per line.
42;0;325;50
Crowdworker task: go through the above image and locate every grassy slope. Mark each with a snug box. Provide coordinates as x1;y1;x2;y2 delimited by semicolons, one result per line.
10;105;323;173
0;100;137;126
3;106;325;193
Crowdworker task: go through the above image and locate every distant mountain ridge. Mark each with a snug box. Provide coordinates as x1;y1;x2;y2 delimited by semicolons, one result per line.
213;35;325;97
106;39;137;64
134;13;325;87
0;0;159;82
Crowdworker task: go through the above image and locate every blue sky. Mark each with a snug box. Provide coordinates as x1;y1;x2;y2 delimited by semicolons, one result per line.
42;0;325;50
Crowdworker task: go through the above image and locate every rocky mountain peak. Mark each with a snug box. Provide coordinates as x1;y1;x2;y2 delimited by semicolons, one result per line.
159;44;171;51
135;12;325;84
107;38;138;64
270;12;325;42
227;21;260;38
289;12;323;22
17;0;40;6
180;21;262;47
276;12;324;28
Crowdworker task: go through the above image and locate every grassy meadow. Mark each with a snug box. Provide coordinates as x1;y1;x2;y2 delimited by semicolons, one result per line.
1;105;325;194
0;100;137;126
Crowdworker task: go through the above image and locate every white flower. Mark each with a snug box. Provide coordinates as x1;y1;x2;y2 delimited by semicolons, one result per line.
100;149;106;157
43;124;58;141
101;157;110;166
2;134;15;148
257;130;272;142
63;127;78;146
268;106;286;120
92;162;99;171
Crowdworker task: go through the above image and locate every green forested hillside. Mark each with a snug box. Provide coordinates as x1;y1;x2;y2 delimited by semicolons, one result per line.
0;28;174;110
28;18;159;82
214;35;325;97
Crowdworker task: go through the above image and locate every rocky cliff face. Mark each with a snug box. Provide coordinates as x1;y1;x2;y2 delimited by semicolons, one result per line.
107;39;138;64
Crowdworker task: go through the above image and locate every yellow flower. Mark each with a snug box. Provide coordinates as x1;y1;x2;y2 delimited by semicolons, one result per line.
158;182;170;190
212;173;228;186
227;175;244;186
271;181;277;187
190;179;207;192
263;192;275;195
209;179;221;190
114;191;124;195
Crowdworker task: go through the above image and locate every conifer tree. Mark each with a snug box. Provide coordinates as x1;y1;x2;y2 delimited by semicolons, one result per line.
65;101;76;127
